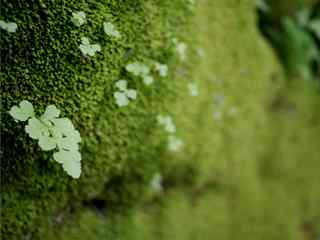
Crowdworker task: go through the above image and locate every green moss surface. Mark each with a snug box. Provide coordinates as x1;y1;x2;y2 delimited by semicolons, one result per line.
1;0;320;239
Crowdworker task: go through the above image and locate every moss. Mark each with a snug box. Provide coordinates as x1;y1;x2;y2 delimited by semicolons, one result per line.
2;0;320;239
1;0;194;238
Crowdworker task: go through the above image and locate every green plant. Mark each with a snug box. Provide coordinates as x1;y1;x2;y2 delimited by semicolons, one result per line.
71;11;86;27
154;62;168;77
0;20;17;32
79;37;101;57
114;80;137;107
126;62;155;85
9;101;82;178
258;5;320;81
103;22;121;39
281;12;320;80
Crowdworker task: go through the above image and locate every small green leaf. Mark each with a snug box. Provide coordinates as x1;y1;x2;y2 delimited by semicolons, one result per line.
38;135;57;151
81;37;90;45
9;100;34;122
71;11;86;27
0;20;17;32
42;105;60;121
53;150;81;178
66;130;81;144
126;62;150;76
79;37;101;57
115;80;128;91
103;22;121;39
25;117;49;139
56;136;79;151
126;89;137;100
51;118;76;137
114;92;129;107
143;75;154;85
154;63;168;77
157;115;176;133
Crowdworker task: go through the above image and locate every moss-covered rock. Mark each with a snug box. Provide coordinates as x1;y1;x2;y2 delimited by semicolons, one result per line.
1;0;194;238
1;0;320;239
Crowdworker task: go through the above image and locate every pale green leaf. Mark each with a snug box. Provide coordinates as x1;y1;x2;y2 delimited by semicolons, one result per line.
103;22;121;39
81;37;90;45
6;22;18;32
66;130;81;143
115;80;128;91
25;117;49;139
143;75;154;85
126;62;142;76
38;135;57;151
157;115;176;133
56;136;79;151
51;118;76;137
53;150;81;178
0;20;17;32
71;11;86;27
79;37;101;56
114;92;129;107
155;63;168;77
126;89;137;100
126;62;150;76
9;100;34;121
42;105;60;121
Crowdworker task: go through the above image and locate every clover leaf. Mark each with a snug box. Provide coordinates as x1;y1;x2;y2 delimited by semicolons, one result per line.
79;37;101;57
142;75;154;85
38;135;57;151
71;11;86;27
115;80;128;91
114;80;137;107
154;62;168;77
9;100;35;122
126;62;155;85
157;115;176;133
126;62;150;76
114;92;129;107
103;22;121;39
9;101;82;179
25;117;50;139
0;20;17;32
41;105;61;121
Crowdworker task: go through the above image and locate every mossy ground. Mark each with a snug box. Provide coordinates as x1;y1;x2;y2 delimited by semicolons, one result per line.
1;0;320;239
